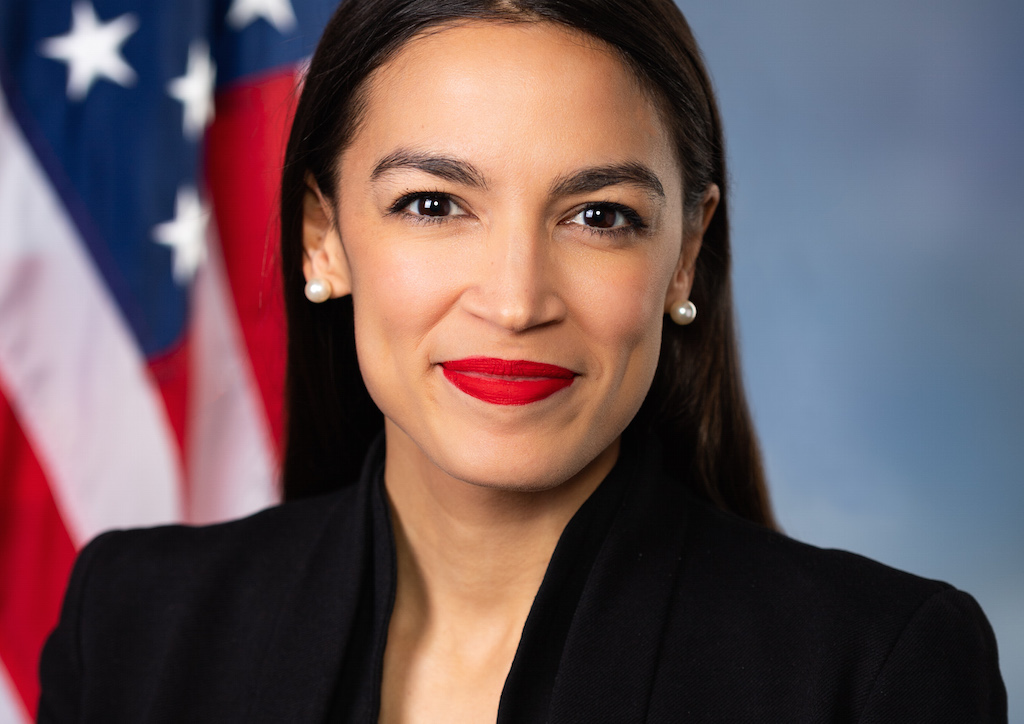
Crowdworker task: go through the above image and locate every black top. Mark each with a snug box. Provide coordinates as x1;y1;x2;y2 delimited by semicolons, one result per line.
325;433;636;722
39;434;1007;722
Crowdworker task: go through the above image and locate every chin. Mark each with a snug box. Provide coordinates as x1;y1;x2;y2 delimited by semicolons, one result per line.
426;426;617;493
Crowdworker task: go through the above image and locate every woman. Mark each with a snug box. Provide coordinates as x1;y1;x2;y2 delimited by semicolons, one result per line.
40;0;1006;721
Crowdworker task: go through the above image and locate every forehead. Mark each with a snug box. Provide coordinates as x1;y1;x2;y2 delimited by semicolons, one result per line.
342;20;678;189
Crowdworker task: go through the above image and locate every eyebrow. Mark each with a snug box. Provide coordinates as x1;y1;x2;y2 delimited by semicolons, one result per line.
369;151;665;201
550;163;665;200
370;149;487;188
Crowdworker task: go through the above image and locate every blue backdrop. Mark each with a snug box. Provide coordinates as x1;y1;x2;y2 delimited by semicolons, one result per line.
681;1;1023;715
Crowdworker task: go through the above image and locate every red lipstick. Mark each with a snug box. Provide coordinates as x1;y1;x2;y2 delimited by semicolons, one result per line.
441;357;575;405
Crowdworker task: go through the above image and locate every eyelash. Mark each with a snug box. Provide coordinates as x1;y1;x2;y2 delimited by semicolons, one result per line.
566;202;648;236
387;191;462;224
387;191;647;236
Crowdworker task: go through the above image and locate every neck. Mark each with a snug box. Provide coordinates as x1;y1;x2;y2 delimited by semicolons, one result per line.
383;423;620;630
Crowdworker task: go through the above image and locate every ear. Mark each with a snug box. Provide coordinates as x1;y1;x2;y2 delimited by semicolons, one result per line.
664;184;720;312
302;173;352;297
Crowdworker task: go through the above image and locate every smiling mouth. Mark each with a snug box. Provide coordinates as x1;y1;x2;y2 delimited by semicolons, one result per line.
440;357;576;405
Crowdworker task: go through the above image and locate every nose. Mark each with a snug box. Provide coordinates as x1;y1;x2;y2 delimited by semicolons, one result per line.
460;220;567;332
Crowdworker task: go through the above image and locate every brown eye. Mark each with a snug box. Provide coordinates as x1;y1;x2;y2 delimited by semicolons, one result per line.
417;195;451;216
395;193;467;219
566;203;641;232
582;206;617;228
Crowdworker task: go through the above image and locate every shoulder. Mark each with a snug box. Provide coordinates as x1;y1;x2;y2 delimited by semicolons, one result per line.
654;493;1007;720
77;486;361;592
55;486;367;657
678;494;1000;651
38;487;367;721
680;493;950;617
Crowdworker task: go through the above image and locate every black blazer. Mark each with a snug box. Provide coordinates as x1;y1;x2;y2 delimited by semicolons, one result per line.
38;437;1007;722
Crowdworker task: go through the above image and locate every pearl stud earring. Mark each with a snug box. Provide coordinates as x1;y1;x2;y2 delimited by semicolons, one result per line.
304;278;332;303
669;299;697;326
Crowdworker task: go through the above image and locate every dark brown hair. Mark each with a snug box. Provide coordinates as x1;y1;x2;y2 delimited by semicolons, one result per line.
279;0;776;528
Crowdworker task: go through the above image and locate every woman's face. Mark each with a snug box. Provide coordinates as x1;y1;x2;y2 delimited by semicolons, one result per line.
306;21;700;490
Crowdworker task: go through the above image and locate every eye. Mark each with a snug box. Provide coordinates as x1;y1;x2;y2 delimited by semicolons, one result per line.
393;192;467;219
565;203;645;232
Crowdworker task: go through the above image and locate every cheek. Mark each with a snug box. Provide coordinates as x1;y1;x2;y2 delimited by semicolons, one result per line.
346;230;461;379
569;253;672;362
564;254;670;424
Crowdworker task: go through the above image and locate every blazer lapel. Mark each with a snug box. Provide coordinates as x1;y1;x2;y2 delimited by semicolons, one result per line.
547;447;691;724
243;453;379;723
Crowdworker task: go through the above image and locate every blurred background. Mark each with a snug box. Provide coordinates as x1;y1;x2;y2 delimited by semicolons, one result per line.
0;0;1019;720
687;1;1023;716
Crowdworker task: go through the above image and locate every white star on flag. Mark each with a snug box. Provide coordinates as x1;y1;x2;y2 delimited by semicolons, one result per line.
226;0;298;34
167;40;217;141
153;186;209;284
39;1;139;101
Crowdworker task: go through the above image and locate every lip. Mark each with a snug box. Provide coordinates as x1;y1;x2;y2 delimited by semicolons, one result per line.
441;357;576;406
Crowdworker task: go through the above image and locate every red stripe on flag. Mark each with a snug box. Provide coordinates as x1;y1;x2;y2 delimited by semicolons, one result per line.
147;337;191;511
0;385;77;719
206;70;298;455
147;336;190;457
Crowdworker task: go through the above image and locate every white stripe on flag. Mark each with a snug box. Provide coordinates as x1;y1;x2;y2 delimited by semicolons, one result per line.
0;659;29;724
186;234;278;523
0;89;182;546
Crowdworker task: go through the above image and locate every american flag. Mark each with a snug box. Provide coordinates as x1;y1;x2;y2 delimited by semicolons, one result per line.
0;0;334;718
